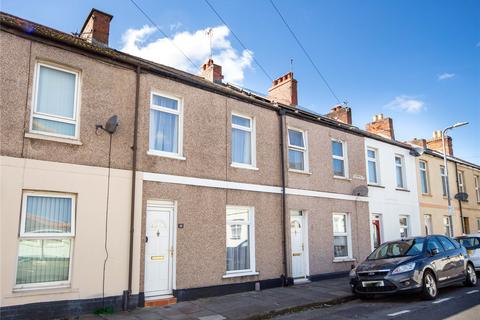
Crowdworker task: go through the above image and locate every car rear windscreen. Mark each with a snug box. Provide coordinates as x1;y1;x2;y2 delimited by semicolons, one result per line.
458;237;480;249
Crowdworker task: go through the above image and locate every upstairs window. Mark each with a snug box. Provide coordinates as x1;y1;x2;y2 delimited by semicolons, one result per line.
16;192;75;289
231;114;255;167
367;148;379;184
440;166;448;196
458;171;465;193
332;140;347;177
475;175;480;203
149;93;183;157
288;129;308;172
31;63;79;138
395;155;406;189
419;160;429;194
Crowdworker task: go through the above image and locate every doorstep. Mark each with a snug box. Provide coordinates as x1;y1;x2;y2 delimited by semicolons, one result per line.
144;295;177;307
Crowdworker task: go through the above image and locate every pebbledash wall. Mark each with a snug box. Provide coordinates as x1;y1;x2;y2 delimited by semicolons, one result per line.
0;9;372;319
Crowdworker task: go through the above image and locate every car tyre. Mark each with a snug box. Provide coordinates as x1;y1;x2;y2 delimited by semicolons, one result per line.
465;263;478;287
421;270;437;300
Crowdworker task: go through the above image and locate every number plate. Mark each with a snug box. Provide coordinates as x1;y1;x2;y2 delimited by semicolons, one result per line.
362;280;384;287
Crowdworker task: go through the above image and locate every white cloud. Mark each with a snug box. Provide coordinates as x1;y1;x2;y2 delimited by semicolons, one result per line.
384;95;425;113
438;73;455;80
120;25;253;84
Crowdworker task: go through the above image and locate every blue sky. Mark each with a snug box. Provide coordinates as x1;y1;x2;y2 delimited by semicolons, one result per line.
2;0;479;163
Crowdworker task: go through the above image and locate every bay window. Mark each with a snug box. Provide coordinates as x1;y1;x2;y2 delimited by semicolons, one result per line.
226;206;255;274
288;129;308;172
399;215;409;238
149;92;183;158
443;216;453;237
31;63;79;138
16;192;75;289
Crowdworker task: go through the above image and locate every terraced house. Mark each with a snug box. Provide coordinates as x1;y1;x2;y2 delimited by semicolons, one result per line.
0;9;374;320
1;8;478;320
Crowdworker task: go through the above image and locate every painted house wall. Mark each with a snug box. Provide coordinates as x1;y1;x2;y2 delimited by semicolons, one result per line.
416;154;462;236
0;156;143;308
455;163;480;234
364;138;422;247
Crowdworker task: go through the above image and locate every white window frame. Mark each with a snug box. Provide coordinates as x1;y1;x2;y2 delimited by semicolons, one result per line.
458;171;465;193
332;139;349;178
419;160;429;194
366;147;379;184
30;62;81;140
399;215;410;238
395;154;407;189
231;112;257;169
475;175;480;203
332;213;352;260
15;191;76;290
287;128;309;173
440;165;448;197
148;91;184;160
443;215;453;237
224;206;256;277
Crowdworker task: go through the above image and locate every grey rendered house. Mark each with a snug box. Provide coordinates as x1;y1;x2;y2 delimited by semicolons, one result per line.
0;9;372;319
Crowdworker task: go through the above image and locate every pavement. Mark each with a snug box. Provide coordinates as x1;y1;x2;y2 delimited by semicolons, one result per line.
78;276;354;320
272;283;480;320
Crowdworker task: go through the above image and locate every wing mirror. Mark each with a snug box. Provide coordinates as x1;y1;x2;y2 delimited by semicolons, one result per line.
430;248;439;256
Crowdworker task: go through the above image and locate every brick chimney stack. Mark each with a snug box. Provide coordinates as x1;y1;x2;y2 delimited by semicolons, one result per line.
409;138;427;149
200;59;223;84
325;105;352;125
426;130;453;156
80;8;113;47
268;72;298;106
365;114;395;140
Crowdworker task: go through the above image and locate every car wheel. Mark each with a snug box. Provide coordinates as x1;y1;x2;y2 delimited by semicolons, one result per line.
465;263;478;287
421;270;437;300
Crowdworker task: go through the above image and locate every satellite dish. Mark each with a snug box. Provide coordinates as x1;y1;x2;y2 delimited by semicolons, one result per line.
352;185;368;197
454;192;468;202
104;115;119;134
409;147;424;157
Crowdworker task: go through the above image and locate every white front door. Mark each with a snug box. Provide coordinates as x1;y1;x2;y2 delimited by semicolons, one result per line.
144;202;175;297
290;212;307;279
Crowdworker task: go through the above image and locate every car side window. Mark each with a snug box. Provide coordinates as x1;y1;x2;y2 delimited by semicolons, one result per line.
438;236;456;251
427;238;444;254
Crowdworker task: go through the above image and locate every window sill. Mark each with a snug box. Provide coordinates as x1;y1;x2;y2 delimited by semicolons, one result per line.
395;188;410;192
288;169;312;175
421;193;432;197
12;284;73;295
222;271;259;279
368;184;385;188
333;257;356;263
24;132;82;145
334;176;351;181
231;163;259;171
147;150;186;160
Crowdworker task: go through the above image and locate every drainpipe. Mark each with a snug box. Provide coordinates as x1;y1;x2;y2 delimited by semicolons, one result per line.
125;65;141;309
278;108;288;286
454;162;465;234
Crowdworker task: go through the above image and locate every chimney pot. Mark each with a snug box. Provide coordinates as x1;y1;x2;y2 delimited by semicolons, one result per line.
268;72;298;106
80;8;113;46
426;130;453;156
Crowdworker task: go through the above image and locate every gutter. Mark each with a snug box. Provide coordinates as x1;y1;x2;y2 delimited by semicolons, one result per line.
278;109;288;285
454;161;465;234
125;66;141;309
